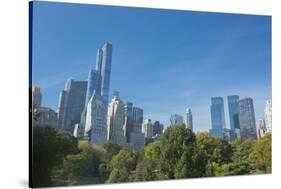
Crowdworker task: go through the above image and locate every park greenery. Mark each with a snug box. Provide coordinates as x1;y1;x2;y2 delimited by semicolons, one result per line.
31;125;272;187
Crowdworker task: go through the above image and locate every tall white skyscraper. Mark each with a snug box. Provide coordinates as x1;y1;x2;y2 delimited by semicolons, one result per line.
107;93;127;146
238;98;257;140
185;108;193;131
265;99;272;132
142;118;153;139
32;86;42;109
84;92;108;145
256;119;266;140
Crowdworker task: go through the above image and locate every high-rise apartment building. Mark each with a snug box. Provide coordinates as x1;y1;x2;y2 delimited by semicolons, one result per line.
153;121;164;136
32;86;42;109
142;118;154;139
238;98;257;140
107;94;127;146
256;119;267;140
84;92;108;145
57;79;88;133
133;107;144;124
227;95;240;131
100;42;113;106
265;99;272;132
185;108;193;131
210;97;226;138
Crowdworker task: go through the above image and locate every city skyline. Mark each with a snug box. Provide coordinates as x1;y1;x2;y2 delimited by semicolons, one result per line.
32;2;271;131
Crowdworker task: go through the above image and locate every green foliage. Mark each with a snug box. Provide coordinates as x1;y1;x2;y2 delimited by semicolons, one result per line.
32;125;272;186
248;134;272;173
52;142;106;185
32;126;78;187
107;149;137;183
196;132;233;165
103;140;122;160
52;143;105;185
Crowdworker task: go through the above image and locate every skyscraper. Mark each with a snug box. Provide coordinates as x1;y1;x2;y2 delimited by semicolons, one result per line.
170;114;184;126
124;102;134;142
133;107;143;124
185;108;193;131
57;79;88;133
85;69;98;106
100;42;113;106
142;118;153;139
210;97;226;138
265;99;272;132
256;119;266;140
84;92;108;145
227;95;240;131
32;86;42;109
153;121;164;136
107;93;127;146
238;98;257;140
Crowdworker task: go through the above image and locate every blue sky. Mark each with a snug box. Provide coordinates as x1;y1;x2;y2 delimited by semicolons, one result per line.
32;1;271;132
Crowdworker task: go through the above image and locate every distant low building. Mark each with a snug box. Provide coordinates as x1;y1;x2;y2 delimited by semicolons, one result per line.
33;107;58;128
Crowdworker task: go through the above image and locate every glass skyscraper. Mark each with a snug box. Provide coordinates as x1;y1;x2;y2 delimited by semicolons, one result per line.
238;98;257;140
85;69;98;106
133;107;143;124
100;42;113;106
57;79;88;133
170;114;184;126
210;97;226;138
227;95;240;131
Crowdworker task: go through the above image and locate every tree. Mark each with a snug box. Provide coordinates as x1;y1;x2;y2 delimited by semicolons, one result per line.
52;141;106;185
142;141;162;181
196;132;232;165
159;125;196;179
32;126;78;187
103;140;122;160
107;149;137;183
248;134;272;173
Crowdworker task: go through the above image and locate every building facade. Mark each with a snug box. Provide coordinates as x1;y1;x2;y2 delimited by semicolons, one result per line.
185;108;193;131
100;42;113;106
256;119;267;140
210;97;226;138
227;95;240;131
133;107;144;124
265;99;272;132
32;86;42;109
107;94;127;146
57;79;88;133
170;114;184;126
84;92;108;145
153;121;164;136
142;118;154;139
238;98;257;140
33;107;58;128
